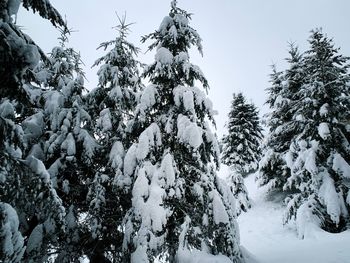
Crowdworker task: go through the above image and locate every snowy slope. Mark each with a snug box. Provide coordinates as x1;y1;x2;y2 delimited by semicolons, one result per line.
235;172;350;263
80;167;350;263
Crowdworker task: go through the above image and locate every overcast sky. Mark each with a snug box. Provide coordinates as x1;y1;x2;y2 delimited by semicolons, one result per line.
17;0;350;137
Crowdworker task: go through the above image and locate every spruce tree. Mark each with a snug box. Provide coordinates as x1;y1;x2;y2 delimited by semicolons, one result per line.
226;169;251;216
221;92;263;175
256;65;287;191
85;15;142;262
1;1;68;262
283;29;350;237
120;1;243;262
221;92;262;214
35;28;98;261
257;45;304;193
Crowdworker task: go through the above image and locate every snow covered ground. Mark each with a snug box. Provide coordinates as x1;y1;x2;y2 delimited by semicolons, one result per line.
79;166;350;263
234;171;350;263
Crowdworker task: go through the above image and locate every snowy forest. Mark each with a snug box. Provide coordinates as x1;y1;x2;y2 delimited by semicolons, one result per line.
1;1;350;263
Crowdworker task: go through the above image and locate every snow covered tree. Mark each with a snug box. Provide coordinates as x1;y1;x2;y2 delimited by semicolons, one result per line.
1;1;68;262
257;45;305;193
120;1;244;262
35;28;98;261
283;29;350;236
226;169;251;216
221;92;263;175
0;96;67;263
256;65;288;191
85;15;143;262
1;0;64;116
221;92;262;214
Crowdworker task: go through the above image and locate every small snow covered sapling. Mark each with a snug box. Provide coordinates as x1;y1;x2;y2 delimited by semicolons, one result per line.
228;168;252;216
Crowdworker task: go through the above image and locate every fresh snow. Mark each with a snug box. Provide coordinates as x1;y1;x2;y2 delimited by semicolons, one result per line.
136;84;158;119
318;122;330;140
109;141;124;170
177;248;232;263
136;123;162;161
97;108;112;132
332;153;350;178
319;103;329;117
217;170;350;263
26;224;44;254
155;47;173;65
26;156;50;183
174;13;189;27
159;16;173;34
211;190;230;224
294;140;318;175
319;171;344;224
174;86;195;113
175;52;189;63
20;44;40;69
177;114;202;149
0;99;15;118
124;144;138;177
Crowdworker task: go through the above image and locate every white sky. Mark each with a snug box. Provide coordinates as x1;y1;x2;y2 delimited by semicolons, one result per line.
17;0;350;137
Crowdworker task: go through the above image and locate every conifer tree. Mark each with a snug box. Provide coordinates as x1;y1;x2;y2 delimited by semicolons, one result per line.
226;169;251;216
256;65;287;191
221;92;262;214
221;92;263;175
120;2;244;262
257;45;304;192
85;15;143;262
283;29;350;236
35;28;98;261
1;1;68;262
1;0;65;104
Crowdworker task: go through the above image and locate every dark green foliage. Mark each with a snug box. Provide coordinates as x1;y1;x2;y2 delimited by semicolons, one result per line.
22;0;65;27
